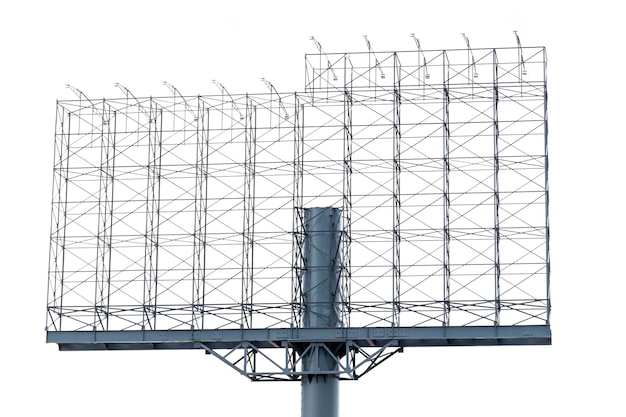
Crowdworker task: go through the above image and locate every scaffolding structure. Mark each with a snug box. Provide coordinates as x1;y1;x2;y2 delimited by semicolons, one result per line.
47;41;550;382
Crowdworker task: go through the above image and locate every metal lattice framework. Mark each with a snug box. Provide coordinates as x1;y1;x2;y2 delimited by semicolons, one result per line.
47;42;550;380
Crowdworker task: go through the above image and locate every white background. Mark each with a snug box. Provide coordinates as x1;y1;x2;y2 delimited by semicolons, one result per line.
0;1;623;415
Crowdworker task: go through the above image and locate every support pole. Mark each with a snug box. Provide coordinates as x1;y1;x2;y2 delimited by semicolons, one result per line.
301;207;342;417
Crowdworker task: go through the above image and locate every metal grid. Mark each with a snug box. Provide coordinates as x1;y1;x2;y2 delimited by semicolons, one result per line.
47;45;549;336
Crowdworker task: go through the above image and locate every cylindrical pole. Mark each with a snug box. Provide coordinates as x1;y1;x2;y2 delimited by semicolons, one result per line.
301;207;342;417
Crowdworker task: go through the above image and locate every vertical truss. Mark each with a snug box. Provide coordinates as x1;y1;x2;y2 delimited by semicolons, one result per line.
442;51;452;327
292;96;305;328
47;104;71;331
143;99;162;331
543;47;551;324
342;55;354;327
392;53;401;327
493;50;502;325
192;99;209;330
94;103;116;331
242;97;257;329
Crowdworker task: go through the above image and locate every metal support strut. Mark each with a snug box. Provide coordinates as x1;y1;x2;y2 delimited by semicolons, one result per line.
301;207;342;417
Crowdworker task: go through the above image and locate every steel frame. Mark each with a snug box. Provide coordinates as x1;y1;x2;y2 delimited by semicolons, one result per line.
48;324;550;380
47;44;550;379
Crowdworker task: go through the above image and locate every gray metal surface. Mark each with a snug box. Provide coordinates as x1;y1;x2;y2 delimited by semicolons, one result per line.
302;375;338;417
301;207;341;417
47;325;550;381
47;325;551;350
302;207;342;329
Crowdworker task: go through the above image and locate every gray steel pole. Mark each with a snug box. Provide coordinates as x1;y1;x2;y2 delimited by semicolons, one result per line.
301;207;342;417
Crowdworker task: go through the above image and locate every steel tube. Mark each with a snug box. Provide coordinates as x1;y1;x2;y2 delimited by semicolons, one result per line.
301;207;342;417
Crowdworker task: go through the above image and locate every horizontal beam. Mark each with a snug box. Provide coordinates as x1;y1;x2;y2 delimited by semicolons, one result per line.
48;325;550;351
